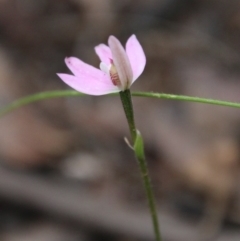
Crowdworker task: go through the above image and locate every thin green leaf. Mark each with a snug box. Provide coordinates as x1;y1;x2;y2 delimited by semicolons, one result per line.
133;92;240;108
1;90;240;118
0;90;84;117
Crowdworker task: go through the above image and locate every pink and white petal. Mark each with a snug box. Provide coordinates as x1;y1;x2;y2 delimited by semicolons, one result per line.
57;73;119;96
94;44;112;64
126;35;146;82
65;57;102;78
108;36;133;89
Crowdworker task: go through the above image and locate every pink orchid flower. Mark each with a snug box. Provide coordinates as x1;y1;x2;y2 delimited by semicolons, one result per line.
57;35;146;95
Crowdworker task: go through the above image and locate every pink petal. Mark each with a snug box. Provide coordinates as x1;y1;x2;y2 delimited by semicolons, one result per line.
65;57;102;78
126;34;146;82
108;36;133;89
57;69;120;95
94;44;112;64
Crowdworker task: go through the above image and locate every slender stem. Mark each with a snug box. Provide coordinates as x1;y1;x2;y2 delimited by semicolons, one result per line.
119;90;137;142
134;130;162;241
119;89;162;241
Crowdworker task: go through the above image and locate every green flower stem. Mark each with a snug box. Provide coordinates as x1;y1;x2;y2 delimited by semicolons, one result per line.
119;90;137;142
119;89;162;241
134;130;162;241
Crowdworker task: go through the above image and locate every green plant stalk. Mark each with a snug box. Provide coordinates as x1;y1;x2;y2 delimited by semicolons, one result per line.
119;90;137;142
119;89;162;241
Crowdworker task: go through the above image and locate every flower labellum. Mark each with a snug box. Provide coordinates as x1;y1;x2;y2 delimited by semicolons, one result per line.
57;35;146;95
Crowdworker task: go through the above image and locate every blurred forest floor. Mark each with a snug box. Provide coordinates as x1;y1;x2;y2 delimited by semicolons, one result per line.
1;0;240;240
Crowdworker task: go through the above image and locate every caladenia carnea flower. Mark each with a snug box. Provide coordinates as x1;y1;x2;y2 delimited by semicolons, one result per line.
58;34;162;241
59;35;162;241
57;35;146;95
